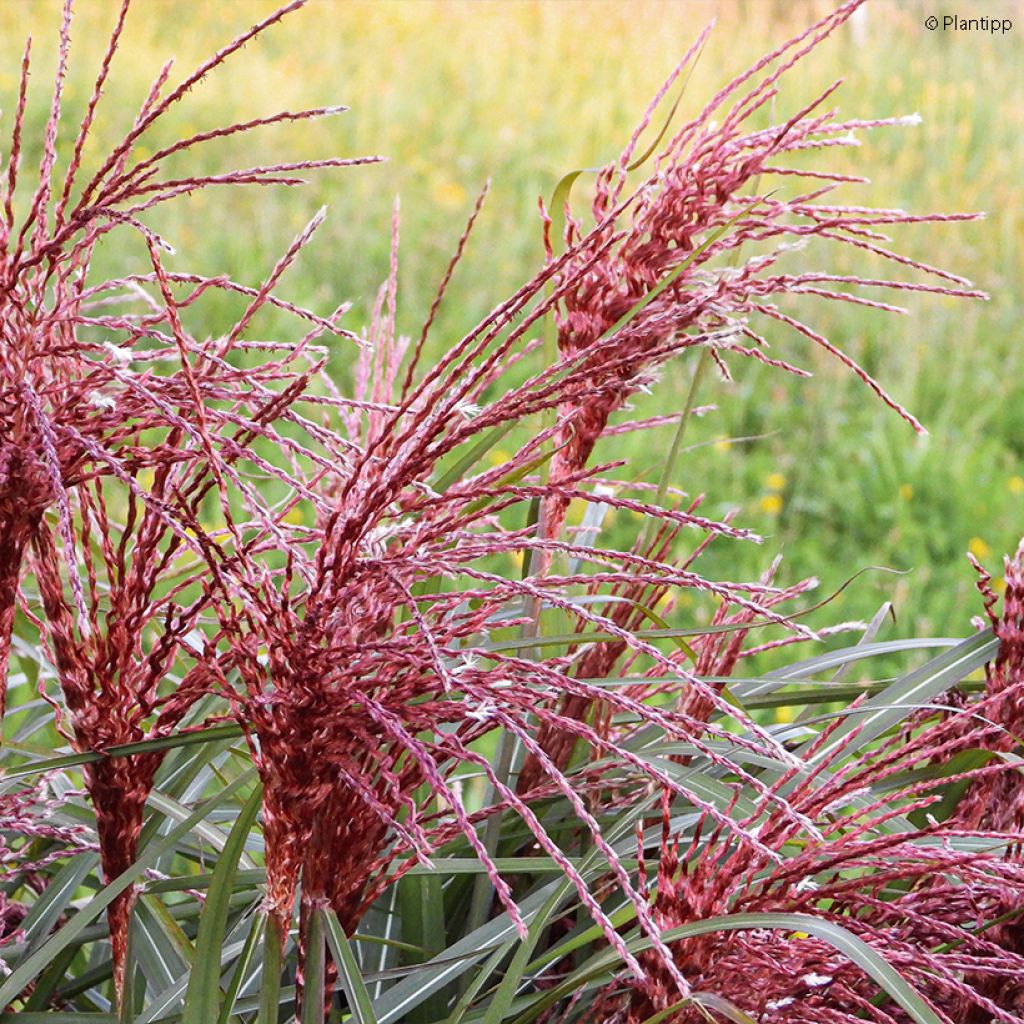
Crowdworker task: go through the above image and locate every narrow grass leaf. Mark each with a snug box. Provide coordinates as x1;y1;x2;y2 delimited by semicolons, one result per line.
13;853;98;961
301;907;326;1024
513;912;944;1024
803;629;998;763
397;873;448;1022
2;725;245;781
133;897;191;998
638;994;755;1024
182;784;262;1024
218;911;265;1024
434;422;517;493
256;913;287;1024
372;881;563;1024
324;910;379;1024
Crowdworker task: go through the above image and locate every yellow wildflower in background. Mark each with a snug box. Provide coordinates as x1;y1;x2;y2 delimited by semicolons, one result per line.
760;494;783;515
968;537;992;560
1008;476;1024;495
432;178;468;209
899;483;913;501
766;472;786;491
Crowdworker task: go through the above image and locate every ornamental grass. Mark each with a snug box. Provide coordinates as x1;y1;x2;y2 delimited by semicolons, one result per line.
0;2;1018;1023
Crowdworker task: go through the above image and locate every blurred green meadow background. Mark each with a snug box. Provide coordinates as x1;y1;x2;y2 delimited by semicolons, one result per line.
1;0;1021;649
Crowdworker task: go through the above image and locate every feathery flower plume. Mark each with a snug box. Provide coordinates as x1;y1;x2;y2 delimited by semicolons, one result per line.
0;775;97;968
566;545;1024;1023
17;208;369;1003
0;774;97;879
200;206;825;1011
0;0;374;1003
24;467;218;998
540;0;983;545
513;0;984;820
0;0;377;727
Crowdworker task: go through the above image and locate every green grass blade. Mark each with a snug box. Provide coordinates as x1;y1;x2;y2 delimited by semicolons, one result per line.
301;907;326;1024
19;945;80;1011
442;942;513;1024
483;625;727;653
480;885;572;1024
396;873;447;1021
831;601;894;686
544;41;699;257
762;637;960;682
2;724;245;781
0;1015;118;1023
625;36;706;173
803;629;998;763
182;784;262;1024
625;603;697;663
512;911;943;1024
547;169;590;256
372;881;564;1024
434;422;516;493
324;910;379;1024
256;913;287;1024
146;788;255;862
218;911;265;1024
641;993;756;1024
13;853;98;961
145;868;266;895
133;896;191;998
638;346;711;552
119;916;138;1024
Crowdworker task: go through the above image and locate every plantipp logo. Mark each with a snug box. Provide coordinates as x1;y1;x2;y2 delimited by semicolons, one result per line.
925;14;1013;32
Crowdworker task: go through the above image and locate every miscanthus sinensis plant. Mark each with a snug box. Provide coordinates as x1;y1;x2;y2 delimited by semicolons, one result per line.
0;2;1018;1023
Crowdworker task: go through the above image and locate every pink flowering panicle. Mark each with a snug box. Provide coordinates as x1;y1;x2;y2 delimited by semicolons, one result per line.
196;202;836;1012
0;0;375;1004
560;543;1024;1023
935;537;1024;962
967;536;1024;778
0;774;97;957
539;0;984;545
0;0;376;725
511;0;985;805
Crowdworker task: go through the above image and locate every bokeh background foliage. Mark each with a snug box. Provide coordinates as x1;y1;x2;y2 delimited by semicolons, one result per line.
1;0;1020;639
